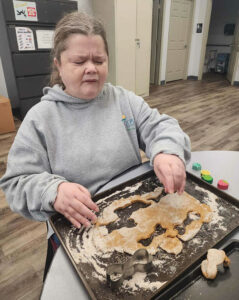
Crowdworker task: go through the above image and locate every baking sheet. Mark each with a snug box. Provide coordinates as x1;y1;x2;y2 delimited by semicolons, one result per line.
50;171;239;300
156;233;239;300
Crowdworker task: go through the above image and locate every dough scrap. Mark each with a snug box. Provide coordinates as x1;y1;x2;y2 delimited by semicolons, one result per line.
96;187;163;226
201;248;230;279
94;189;212;255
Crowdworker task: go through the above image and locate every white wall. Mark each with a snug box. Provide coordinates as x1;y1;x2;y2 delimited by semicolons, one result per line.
187;0;208;77
77;0;93;15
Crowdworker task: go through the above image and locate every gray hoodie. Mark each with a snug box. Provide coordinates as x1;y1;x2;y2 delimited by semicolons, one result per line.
0;83;191;221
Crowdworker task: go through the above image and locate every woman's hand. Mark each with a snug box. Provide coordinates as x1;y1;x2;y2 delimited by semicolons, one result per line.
153;153;186;194
53;182;99;228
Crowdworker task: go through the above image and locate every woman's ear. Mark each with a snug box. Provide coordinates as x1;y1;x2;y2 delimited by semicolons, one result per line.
54;57;61;77
54;57;59;69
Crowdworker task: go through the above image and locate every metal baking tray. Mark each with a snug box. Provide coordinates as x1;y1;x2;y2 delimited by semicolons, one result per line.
155;230;239;299
50;170;239;300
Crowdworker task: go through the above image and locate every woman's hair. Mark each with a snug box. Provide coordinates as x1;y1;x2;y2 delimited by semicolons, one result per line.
49;11;109;87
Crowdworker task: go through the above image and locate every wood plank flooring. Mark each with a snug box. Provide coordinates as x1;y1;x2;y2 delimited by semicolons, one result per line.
148;73;239;151
0;73;238;299
0;119;47;300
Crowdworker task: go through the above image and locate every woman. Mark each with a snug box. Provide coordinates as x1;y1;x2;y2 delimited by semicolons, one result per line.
0;12;191;230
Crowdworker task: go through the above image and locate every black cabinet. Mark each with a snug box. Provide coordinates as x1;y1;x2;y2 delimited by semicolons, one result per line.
0;0;77;119
13;52;50;76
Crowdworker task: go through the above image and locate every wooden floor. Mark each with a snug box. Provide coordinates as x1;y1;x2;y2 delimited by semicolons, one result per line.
0;73;239;299
148;73;239;151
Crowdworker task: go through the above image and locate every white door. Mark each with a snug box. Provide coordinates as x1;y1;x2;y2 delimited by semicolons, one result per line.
227;16;239;84
166;0;192;82
135;0;153;96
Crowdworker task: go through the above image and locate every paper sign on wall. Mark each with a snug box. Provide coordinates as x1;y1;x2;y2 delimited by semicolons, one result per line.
13;0;38;22
36;30;54;49
15;27;35;51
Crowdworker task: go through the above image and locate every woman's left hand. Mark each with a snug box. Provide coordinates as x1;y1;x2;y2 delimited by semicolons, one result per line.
153;153;186;194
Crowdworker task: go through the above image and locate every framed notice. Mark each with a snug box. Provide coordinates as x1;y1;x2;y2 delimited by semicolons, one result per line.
13;0;38;22
36;30;54;49
15;27;35;51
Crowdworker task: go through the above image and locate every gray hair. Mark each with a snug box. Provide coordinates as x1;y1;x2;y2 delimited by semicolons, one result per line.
49;11;108;87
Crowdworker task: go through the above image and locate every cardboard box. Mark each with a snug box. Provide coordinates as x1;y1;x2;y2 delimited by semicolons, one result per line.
0;95;16;134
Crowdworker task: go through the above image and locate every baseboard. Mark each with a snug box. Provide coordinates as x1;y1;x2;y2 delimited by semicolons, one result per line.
233;81;239;86
187;76;198;80
160;80;165;85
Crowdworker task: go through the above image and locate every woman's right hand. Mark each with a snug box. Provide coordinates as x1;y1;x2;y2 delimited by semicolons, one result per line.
53;182;99;228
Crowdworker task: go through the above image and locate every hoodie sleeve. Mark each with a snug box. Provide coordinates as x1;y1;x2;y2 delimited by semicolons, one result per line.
0;112;67;222
128;92;191;166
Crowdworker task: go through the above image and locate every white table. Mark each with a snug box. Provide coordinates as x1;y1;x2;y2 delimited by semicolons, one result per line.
40;151;239;300
188;151;239;201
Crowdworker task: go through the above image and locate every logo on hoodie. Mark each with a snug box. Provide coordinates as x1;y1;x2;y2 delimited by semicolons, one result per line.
122;115;135;131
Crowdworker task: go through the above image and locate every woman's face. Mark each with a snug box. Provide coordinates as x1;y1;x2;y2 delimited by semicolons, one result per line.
55;34;108;99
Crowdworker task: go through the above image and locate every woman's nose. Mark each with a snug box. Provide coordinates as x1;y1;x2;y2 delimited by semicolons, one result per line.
85;61;96;73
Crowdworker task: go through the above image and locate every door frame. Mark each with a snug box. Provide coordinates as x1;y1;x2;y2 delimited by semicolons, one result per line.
227;13;239;84
198;0;213;80
155;0;163;84
184;0;195;80
150;0;160;84
149;0;163;85
231;52;239;84
158;0;169;85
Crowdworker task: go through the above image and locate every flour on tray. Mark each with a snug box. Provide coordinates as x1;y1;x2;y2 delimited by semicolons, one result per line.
64;180;236;295
195;186;228;231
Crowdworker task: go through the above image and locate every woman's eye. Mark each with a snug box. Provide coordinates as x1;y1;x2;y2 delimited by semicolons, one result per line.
75;61;84;65
95;61;103;65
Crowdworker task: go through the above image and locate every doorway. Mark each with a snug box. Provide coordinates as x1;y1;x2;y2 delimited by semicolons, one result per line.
150;0;194;85
202;0;239;84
